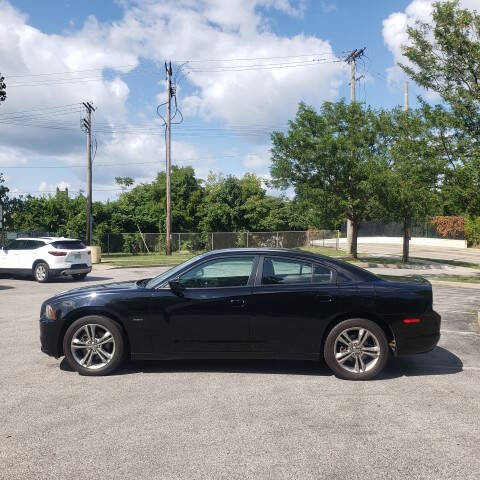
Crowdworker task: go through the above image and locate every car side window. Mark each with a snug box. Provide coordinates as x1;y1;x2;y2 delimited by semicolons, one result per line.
262;257;333;285
6;240;24;250
27;240;45;250
179;256;255;288
22;240;40;250
312;265;333;284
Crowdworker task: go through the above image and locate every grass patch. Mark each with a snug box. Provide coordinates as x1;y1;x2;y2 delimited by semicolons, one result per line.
413;257;480;269
102;251;198;267
101;247;470;271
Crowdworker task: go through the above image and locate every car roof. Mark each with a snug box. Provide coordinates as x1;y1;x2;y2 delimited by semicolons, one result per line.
203;247;330;259
16;237;82;243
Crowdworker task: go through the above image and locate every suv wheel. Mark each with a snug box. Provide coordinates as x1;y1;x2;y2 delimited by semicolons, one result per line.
34;262;50;283
63;316;125;376
324;318;388;380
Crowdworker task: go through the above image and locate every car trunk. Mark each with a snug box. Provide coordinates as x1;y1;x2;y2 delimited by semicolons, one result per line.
374;275;433;314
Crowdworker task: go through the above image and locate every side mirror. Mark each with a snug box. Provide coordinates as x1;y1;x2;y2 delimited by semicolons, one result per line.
169;280;184;296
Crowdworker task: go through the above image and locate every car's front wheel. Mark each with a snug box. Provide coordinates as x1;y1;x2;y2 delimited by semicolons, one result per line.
324;318;389;380
63;316;125;376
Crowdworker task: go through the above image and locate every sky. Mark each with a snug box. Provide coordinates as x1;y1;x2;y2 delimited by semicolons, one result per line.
0;0;478;201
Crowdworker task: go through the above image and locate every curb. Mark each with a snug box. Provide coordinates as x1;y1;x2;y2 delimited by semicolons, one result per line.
428;280;480;289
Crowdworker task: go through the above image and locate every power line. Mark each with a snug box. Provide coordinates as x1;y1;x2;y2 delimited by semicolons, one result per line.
3;52;340;77
0;153;253;169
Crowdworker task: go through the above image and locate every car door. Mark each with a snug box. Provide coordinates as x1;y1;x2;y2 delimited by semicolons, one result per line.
17;240;41;271
151;255;258;354
250;255;340;356
0;240;24;271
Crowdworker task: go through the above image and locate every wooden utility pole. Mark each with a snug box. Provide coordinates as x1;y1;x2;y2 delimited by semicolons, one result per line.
82;102;95;246
344;48;365;258
165;62;172;255
402;80;410;263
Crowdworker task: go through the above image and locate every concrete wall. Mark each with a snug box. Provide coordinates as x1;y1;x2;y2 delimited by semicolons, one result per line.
335;236;467;249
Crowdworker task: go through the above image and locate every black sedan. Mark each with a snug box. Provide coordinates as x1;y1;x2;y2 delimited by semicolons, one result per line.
39;248;441;380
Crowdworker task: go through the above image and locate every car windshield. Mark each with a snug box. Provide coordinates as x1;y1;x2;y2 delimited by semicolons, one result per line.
145;253;207;289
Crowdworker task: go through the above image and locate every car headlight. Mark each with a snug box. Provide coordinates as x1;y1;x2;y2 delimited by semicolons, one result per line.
45;304;56;321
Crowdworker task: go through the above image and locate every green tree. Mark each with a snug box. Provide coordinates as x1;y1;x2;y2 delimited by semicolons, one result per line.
115;176;134;191
375;108;444;262
198;172;291;233
270;100;383;258
400;1;480;216
400;0;480;140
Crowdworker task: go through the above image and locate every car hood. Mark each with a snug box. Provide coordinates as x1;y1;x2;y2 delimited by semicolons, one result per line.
52;280;142;300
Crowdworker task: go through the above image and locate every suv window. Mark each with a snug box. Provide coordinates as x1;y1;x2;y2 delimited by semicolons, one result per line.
6;240;25;250
23;240;46;250
179;256;255;288
51;241;85;250
262;257;333;285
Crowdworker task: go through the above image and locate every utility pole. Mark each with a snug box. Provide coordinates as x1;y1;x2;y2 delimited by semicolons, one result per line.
344;48;365;258
165;62;173;256
82;102;95;246
404;81;409;111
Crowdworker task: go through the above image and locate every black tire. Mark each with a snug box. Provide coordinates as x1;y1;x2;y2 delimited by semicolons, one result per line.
63;315;125;376
72;273;87;280
34;261;50;283
324;318;388;381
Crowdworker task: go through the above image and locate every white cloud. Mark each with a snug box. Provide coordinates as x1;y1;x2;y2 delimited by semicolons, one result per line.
321;1;337;14
38;180;71;193
0;0;346;196
383;0;479;85
241;144;271;172
107;0;345;126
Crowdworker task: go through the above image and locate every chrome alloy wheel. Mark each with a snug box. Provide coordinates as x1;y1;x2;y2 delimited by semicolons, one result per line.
334;327;381;374
36;264;47;281
70;324;115;370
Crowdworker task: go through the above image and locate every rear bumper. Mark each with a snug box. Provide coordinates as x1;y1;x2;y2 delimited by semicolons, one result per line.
392;310;441;356
50;264;91;277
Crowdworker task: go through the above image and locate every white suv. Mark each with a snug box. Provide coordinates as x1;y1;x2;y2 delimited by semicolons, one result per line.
0;237;92;282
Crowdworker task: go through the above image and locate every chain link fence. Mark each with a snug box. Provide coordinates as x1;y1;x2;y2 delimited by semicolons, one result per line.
340;220;465;240
99;230;340;255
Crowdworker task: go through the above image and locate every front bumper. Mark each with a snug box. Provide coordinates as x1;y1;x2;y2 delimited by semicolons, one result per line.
39;315;64;358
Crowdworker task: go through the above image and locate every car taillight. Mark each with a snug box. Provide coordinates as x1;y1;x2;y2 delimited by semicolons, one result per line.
403;318;421;324
48;251;67;256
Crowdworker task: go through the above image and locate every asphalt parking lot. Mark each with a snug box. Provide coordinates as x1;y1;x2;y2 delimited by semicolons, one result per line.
1;266;480;480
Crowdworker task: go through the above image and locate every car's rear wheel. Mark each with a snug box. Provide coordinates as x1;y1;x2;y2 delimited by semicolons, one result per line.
324;318;388;380
63;316;125;376
72;273;87;280
34;262;50;283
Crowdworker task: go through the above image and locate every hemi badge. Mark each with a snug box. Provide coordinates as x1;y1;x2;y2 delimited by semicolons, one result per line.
132;318;144;322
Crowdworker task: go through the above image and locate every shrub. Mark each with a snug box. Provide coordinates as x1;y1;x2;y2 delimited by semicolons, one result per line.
465;217;480;247
430;216;465;239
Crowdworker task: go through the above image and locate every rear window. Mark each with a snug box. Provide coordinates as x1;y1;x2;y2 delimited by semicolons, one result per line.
51;241;86;250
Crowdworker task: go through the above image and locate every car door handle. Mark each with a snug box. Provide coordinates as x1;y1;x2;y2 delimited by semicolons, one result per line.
315;294;333;302
230;299;246;307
